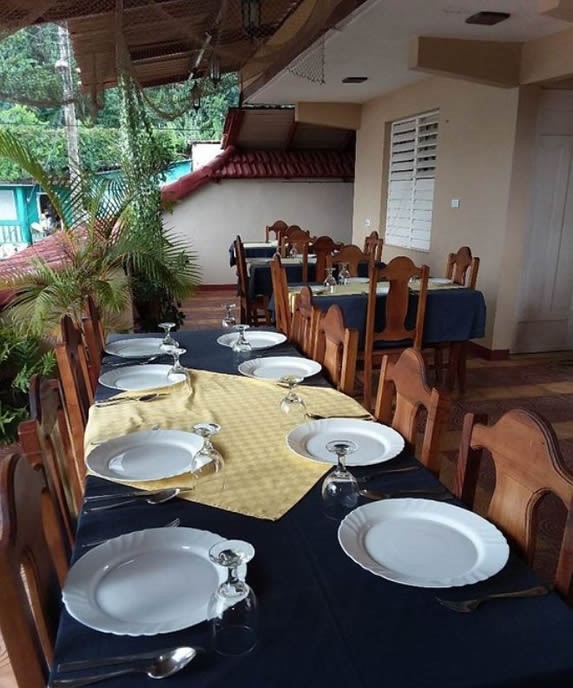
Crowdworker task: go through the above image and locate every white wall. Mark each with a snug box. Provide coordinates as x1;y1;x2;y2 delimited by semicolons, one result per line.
191;143;222;170
165;179;354;284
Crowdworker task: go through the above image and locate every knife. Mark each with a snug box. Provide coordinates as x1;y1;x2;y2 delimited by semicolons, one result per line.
83;488;178;503
56;646;200;673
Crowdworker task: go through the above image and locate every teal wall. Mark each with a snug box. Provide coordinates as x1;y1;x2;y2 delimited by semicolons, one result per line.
0;160;191;246
0;184;39;245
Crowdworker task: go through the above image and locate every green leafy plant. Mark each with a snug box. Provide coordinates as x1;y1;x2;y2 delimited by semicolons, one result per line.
0;324;56;445
0;122;200;335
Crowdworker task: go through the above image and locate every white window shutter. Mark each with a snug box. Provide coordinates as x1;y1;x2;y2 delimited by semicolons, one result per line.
385;110;438;250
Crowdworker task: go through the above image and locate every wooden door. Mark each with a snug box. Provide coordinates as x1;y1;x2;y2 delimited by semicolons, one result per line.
514;134;573;352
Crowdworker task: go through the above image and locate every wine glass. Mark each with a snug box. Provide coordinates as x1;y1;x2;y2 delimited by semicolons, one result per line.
323;267;337;293
289;243;298;259
191;423;225;497
232;324;252;353
158;321;178;347
159;344;186;373
221;304;237;328
321;439;360;520
338;263;351;286
278;375;307;416
207;540;257;656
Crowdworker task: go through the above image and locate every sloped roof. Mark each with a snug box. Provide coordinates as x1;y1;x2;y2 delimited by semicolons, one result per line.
161;107;355;203
161;145;354;203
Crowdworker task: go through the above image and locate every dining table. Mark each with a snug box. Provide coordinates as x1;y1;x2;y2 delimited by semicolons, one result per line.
248;261;376;300
50;329;573;688
228;241;278;267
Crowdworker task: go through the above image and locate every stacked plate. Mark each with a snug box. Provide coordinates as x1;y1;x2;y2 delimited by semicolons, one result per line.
287;419;404;466
86;429;203;482
63;528;248;635
105;338;164;358
217;331;286;350
98;365;185;391
338;499;509;588
238;356;321;380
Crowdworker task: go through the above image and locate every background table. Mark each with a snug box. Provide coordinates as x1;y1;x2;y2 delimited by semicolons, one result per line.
228;242;277;267
249;262;376;299
52;330;573;688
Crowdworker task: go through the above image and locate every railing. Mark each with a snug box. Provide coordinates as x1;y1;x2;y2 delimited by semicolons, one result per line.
0;223;25;244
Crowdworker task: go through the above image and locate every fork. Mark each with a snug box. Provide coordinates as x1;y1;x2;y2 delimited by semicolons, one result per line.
360;487;451;501
80;518;180;548
436;584;551;612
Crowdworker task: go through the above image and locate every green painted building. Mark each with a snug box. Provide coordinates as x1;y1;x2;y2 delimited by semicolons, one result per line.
0;159;192;252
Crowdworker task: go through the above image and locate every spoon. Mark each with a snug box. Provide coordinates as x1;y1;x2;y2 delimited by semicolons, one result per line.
94;393;167;408
85;488;188;512
50;646;197;688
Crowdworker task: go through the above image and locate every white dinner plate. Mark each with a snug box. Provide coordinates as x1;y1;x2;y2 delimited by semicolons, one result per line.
63;528;248;635
216;331;287;350
98;364;186;391
286;419;405;466
376;282;390;295
238;356;321;380
86;429;203;482
244;241;277;248
338;499;509;588
104;338;164;358
346;277;369;284
429;277;453;286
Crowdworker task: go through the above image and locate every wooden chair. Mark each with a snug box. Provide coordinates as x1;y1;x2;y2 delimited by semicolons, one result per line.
265;219;288;242
314;305;359;396
291;286;320;358
23;374;83;518
327;244;373;277
446;245;480;287
456;409;573;604
311;236;344;283
363;231;384;262
270;255;292;338
435;247;481;393
373;348;450;475
82;295;106;388
55;315;93;470
0;452;63;687
363;257;429;410
280;227;313;259
234;235;271;327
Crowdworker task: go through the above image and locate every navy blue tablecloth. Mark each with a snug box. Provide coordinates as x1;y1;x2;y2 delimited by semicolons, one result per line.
270;287;486;346
51;330;573;688
229;243;276;267
249;262;374;299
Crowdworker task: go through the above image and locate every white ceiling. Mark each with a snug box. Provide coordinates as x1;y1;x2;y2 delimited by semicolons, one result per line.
247;0;570;105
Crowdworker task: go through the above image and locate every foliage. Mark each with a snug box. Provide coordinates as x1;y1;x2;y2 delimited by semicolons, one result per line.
0;25;240;179
118;73;194;331
0;324;56;445
0;106;184;181
0;128;201;336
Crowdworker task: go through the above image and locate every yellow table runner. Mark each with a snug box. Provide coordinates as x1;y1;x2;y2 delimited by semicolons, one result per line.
85;369;368;520
288;280;464;308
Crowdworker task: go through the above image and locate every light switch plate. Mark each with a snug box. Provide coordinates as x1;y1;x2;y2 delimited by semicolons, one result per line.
451;199;460;209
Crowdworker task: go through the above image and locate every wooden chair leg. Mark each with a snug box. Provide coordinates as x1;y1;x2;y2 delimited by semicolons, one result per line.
445;342;462;392
434;346;443;386
457;341;468;395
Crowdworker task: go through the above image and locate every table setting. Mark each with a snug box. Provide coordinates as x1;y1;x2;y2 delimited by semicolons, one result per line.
49;325;573;688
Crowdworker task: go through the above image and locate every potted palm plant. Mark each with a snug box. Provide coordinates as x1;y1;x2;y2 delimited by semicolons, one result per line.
0;128;200;336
